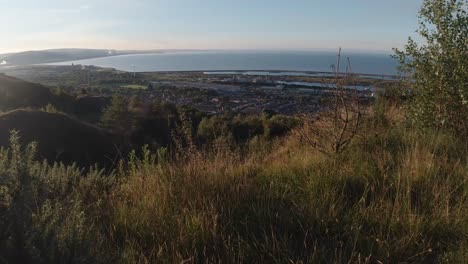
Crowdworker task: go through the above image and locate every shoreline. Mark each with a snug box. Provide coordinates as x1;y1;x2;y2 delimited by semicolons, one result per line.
0;64;399;80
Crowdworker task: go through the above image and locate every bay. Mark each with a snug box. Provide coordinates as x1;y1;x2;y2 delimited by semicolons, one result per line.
49;50;398;75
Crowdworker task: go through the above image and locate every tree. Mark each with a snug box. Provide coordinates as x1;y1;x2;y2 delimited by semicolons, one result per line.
394;0;468;133
295;48;366;155
101;95;134;136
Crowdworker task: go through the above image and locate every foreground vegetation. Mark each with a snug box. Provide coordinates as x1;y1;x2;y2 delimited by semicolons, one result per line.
0;98;467;263
0;0;466;262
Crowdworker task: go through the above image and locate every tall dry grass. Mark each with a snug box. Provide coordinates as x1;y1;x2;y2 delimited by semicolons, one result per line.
0;99;466;263
106;100;467;263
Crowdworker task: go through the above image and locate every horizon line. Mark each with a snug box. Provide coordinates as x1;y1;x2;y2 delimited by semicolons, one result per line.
0;47;395;56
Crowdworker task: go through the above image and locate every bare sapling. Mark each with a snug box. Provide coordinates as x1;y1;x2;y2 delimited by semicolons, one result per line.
295;48;367;155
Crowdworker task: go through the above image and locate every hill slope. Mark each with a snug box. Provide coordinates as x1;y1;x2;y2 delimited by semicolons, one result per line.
0;74;55;110
0;110;118;167
0;48;120;66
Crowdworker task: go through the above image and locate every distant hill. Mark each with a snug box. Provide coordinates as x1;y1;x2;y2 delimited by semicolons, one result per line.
0;48;204;66
0;48;125;66
0;110;119;167
0;73;55;110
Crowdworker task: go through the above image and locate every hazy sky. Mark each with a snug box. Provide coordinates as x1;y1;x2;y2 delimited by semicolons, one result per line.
0;0;423;54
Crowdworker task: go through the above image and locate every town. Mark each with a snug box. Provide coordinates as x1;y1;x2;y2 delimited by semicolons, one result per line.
1;64;397;116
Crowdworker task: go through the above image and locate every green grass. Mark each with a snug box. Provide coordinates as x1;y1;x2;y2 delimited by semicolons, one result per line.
120;84;147;90
0;102;467;263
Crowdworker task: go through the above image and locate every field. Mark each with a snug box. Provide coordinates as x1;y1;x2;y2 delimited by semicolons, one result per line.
120;84;147;90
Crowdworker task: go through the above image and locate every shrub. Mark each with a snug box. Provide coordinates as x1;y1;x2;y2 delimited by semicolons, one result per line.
0;131;114;263
41;103;59;113
394;0;468;133
100;95;135;136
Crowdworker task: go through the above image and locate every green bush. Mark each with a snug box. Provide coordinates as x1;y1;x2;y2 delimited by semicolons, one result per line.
100;95;135;136
264;115;300;138
394;0;468;133
0;131;114;263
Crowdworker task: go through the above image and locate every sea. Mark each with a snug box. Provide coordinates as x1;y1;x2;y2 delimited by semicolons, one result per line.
49;50;398;76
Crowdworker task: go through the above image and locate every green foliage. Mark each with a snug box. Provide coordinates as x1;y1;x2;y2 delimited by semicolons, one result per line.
129;101;182;149
264;115;300;138
100;95;134;136
41;103;59;113
394;0;468;133
197;115;232;143
232;115;264;142
0;131;114;263
197;113;299;144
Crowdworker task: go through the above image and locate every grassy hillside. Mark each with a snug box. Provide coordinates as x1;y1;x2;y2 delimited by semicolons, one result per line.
0;110;119;167
0;74;55;110
0;101;466;263
0;73;110;121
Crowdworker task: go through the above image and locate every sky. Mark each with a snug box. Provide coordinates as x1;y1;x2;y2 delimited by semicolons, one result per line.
0;0;423;54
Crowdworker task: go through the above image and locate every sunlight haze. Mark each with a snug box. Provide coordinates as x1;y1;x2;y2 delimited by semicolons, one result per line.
0;0;423;53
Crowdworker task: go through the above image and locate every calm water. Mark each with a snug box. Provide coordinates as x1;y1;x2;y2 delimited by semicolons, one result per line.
50;51;398;75
276;81;374;91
